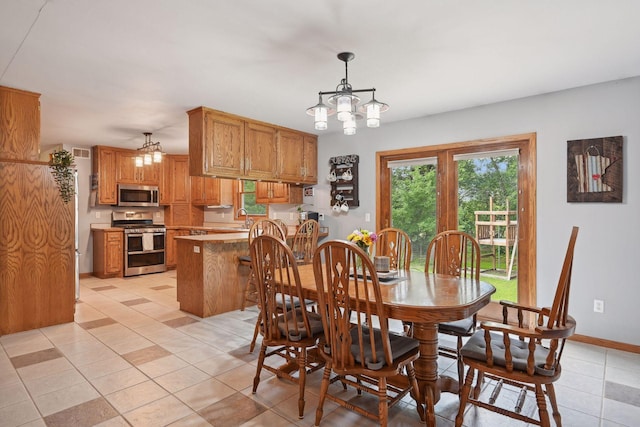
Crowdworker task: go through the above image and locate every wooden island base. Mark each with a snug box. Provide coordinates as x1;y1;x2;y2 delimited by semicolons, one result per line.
175;233;251;318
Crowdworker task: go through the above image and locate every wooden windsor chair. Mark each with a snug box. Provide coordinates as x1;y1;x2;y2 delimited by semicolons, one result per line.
455;226;579;427
250;234;324;419
425;230;481;387
312;240;422;427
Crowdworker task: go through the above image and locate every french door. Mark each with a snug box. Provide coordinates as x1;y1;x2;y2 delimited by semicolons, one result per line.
376;133;536;318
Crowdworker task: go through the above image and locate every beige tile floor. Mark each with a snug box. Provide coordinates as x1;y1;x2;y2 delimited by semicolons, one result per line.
1;271;639;426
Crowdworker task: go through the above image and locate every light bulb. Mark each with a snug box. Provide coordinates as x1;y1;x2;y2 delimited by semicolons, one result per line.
336;95;352;121
366;103;380;128
314;105;327;123
343;114;356;135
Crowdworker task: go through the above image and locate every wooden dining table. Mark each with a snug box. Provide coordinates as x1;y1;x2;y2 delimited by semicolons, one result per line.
294;264;496;426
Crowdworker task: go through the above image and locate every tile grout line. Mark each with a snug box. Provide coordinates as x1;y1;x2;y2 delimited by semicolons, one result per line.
76;278;258;425
600;349;607;427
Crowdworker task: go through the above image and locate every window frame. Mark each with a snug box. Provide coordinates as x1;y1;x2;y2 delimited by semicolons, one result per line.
235;180;267;220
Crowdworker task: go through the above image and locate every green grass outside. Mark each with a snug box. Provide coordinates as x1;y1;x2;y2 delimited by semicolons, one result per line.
410;257;518;303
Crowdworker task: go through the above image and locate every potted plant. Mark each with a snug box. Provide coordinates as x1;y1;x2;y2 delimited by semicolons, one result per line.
49;148;75;203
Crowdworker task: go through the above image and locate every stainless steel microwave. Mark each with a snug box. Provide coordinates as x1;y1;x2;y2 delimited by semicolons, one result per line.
117;184;159;207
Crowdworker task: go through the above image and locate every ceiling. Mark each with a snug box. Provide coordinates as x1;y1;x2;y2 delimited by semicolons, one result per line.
2;0;640;154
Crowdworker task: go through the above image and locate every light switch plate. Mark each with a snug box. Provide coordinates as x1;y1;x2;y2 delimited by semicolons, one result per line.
95;211;100;219
365;213;371;222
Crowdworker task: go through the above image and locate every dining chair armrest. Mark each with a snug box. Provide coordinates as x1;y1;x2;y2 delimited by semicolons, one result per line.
534;316;577;339
480;321;539;339
499;300;544;313
499;300;545;328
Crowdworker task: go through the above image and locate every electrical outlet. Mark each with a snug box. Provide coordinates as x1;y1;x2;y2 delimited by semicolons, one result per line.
593;299;604;313
289;213;294;220
95;211;100;219
221;212;225;219
193;246;200;254
155;211;161;218
365;213;371;222
318;213;325;221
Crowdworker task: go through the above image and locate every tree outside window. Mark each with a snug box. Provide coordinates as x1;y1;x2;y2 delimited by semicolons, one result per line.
238;180;266;216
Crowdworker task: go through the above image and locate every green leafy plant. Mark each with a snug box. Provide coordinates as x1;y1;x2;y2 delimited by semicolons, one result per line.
49;149;75;203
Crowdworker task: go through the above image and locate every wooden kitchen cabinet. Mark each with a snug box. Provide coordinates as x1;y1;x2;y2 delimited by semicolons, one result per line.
92;146;118;205
276;130;318;184
116;150;161;185
169;155;190;204
191;176;233;206
158;155;171;205
165;203;204;226
244;121;277;180
256;182;303;204
93;229;123;278
166;228;190;269
277;129;305;182
92;146;163;205
188;106;317;184
302;134;318;183
188;107;245;177
0;86;40;161
1;161;75;335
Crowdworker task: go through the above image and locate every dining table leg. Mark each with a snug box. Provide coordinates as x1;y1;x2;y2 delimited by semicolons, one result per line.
411;322;442;426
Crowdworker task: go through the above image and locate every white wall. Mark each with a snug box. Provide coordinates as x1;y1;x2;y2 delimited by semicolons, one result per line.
313;76;640;346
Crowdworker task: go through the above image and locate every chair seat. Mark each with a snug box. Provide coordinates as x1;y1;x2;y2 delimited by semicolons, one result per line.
274;294;315;310
277;309;324;341
438;316;475;336
349;327;419;370
460;331;555;376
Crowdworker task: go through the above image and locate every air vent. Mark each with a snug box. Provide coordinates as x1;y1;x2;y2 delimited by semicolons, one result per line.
72;147;91;159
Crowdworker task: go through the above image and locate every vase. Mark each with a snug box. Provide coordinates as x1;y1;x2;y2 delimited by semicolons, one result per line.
355;245;370;271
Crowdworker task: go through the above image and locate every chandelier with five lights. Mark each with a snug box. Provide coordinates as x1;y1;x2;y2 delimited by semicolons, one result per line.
306;52;389;135
135;132;164;167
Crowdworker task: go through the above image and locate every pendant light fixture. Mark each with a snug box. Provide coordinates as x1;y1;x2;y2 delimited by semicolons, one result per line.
135;132;164;167
306;52;389;135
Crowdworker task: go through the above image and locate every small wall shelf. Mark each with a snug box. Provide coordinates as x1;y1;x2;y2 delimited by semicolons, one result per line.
329;154;359;208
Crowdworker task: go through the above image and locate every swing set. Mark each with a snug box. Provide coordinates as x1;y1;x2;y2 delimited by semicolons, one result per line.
474;197;518;279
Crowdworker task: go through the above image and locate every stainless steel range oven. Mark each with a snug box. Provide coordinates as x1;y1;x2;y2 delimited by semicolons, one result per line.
112;211;166;277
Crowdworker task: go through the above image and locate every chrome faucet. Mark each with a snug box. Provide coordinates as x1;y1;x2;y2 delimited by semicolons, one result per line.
236;208;254;229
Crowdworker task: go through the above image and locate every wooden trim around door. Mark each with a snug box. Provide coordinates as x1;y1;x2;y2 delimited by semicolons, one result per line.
376;132;537;314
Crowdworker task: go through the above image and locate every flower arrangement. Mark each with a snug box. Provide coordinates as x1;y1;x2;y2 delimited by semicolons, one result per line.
347;228;377;252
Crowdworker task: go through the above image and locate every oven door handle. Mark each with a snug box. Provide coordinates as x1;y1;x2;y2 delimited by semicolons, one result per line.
127;233;143;238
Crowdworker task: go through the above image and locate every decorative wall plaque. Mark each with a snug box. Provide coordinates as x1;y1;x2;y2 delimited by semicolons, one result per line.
567;136;623;203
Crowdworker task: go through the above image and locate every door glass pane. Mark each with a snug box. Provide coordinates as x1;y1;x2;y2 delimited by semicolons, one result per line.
457;153;519;301
390;162;437;271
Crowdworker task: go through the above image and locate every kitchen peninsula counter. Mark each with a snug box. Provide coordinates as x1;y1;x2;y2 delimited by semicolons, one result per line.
174;233;251;317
